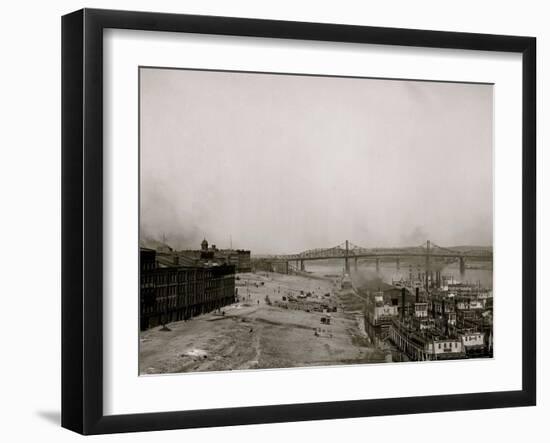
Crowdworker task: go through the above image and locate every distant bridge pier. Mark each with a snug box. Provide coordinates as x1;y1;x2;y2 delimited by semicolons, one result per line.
344;240;350;273
268;240;490;280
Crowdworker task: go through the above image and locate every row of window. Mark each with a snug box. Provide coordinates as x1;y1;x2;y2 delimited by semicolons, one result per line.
142;286;235;310
143;292;235;314
464;335;481;341
141;268;233;285
143;281;234;296
141;261;156;271
437;342;460;349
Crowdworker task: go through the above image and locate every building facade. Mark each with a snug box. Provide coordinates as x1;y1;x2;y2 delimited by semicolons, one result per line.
174;239;252;272
364;281;492;361
140;248;236;330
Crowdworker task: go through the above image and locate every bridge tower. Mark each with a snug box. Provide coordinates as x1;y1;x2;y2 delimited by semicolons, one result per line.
344;240;350;273
300;260;305;271
354;257;358;271
459;256;466;275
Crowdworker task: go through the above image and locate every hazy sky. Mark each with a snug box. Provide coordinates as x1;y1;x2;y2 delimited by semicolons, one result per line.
140;68;493;254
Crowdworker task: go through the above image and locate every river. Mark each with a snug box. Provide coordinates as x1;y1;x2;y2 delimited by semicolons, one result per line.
305;260;492;290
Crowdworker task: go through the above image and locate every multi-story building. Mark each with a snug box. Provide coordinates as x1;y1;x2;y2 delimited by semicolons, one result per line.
140;247;236;330
364;290;399;345
170;238;252;273
379;284;492;361
459;330;486;356
215;248;252;272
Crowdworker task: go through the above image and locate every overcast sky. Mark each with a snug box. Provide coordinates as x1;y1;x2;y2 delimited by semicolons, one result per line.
140;68;493;254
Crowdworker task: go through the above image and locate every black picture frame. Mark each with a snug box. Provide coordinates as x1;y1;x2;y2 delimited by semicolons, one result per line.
61;8;536;435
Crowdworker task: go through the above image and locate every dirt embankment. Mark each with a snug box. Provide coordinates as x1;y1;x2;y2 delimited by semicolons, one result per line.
140;271;386;374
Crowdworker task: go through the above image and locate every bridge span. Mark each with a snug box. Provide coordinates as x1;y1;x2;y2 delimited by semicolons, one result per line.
255;240;492;281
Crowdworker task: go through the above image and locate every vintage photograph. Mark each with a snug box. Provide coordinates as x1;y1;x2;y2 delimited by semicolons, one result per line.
139;67;493;375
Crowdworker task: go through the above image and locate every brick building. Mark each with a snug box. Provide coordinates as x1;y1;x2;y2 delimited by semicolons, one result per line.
140;247;236;330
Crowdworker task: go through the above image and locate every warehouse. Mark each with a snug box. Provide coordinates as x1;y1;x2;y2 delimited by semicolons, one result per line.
140;248;236;330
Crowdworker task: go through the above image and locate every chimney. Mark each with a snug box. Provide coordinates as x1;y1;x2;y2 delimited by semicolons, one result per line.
401;287;406;320
425;271;429;291
415;287;419;303
441;299;446;332
443;299;449;335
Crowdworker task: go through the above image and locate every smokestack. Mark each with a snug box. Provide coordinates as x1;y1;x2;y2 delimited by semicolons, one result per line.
415;287;419;303
441;299;447;333
443;299;449;335
401;287;406;320
425;271;429;291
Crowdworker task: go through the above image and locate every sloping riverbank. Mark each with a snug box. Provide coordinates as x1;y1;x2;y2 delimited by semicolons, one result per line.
140;271;386;374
